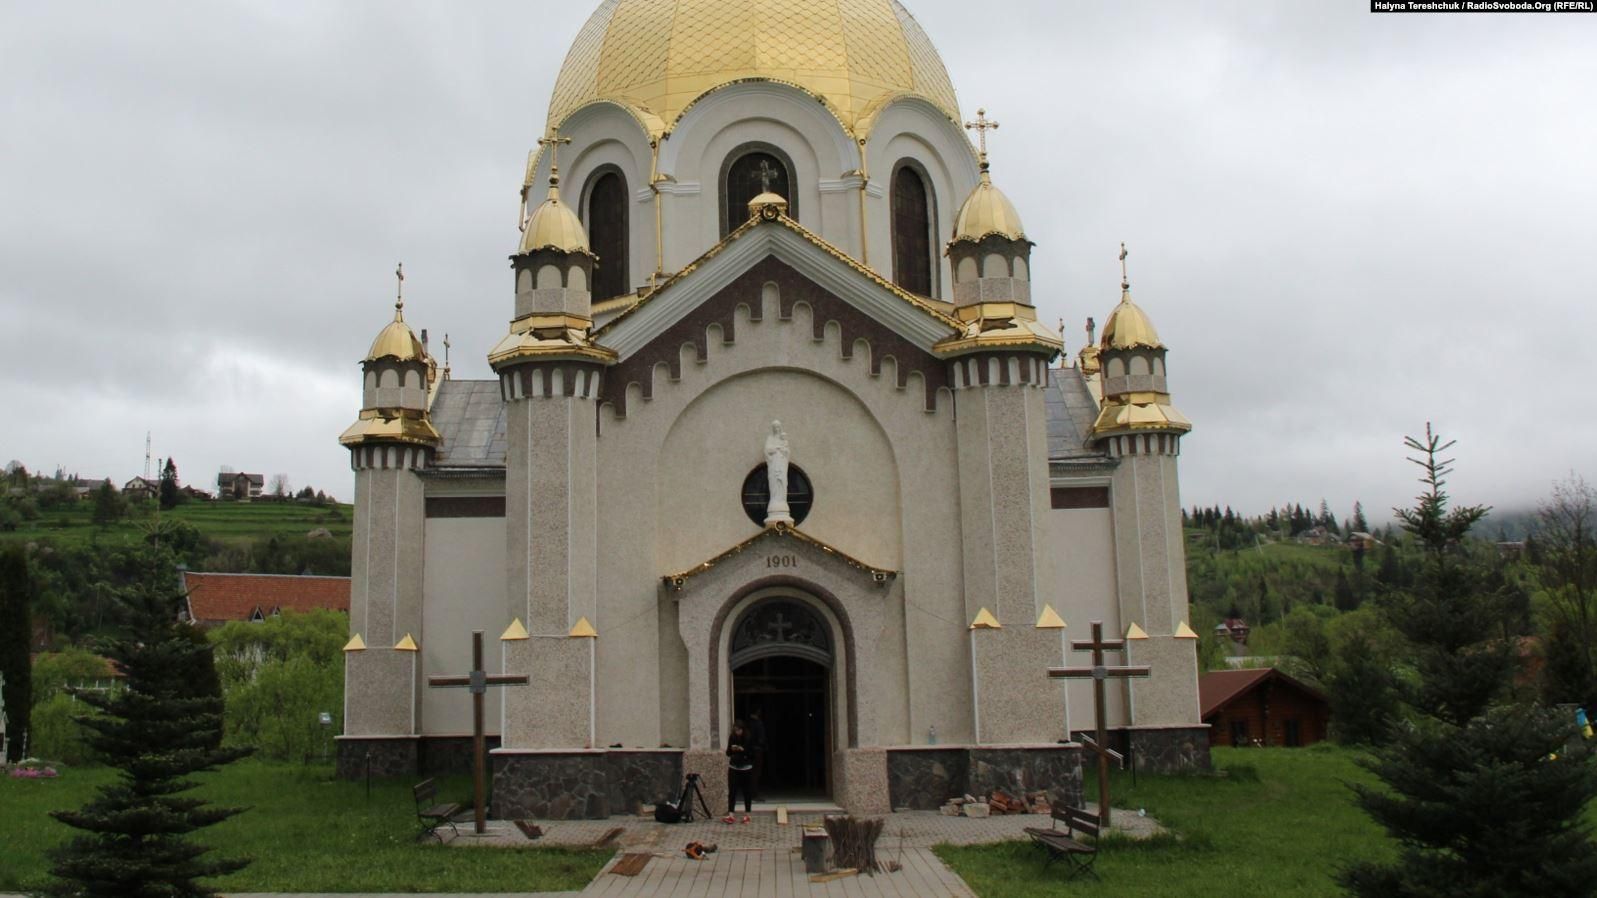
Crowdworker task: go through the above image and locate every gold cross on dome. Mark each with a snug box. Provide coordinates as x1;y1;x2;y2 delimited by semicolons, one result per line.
1119;242;1130;289
537;133;572;176
443;333;451;375
965;108;999;157
394;262;405;313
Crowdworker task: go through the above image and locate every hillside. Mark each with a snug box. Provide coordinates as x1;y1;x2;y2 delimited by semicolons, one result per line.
0;498;352;552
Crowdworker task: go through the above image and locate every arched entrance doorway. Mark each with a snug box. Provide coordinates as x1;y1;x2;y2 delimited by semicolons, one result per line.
729;598;832;799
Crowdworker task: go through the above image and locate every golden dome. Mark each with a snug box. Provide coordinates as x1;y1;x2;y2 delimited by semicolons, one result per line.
950;170;1026;244
546;0;960;138
1100;290;1164;351
366;307;426;363
519;176;591;255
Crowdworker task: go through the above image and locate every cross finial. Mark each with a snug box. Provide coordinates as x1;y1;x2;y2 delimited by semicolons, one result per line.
757;159;778;194
537;133;572;186
394;262;405;316
443;333;451;378
965;107;999;167
1119;242;1129;290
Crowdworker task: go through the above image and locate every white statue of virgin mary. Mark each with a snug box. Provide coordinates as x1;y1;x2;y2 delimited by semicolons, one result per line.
764;420;793;526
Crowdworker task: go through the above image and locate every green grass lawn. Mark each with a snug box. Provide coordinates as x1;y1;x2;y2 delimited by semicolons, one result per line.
0;760;609;893
0;499;352;551
938;744;1394;898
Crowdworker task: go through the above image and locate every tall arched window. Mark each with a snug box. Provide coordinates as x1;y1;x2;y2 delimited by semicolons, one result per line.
584;169;629;301
891;164;935;297
721;148;795;237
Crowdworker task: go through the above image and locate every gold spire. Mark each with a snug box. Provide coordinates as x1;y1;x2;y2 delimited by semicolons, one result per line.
1100;243;1164;351
519;135;591;255
365;264;427;362
950;107;1026;244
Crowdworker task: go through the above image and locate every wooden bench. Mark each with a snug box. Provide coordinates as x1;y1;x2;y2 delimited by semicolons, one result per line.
413;779;463;842
1022;805;1101;880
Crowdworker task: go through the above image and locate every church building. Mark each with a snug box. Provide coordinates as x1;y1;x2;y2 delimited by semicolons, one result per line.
337;0;1207;819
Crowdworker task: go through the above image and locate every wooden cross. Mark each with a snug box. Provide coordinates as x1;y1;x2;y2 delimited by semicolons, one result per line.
427;631;529;834
757;159;779;194
964;107;999;157
1047;621;1151;826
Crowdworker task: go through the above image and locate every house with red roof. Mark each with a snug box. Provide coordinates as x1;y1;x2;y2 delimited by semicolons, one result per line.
181;571;350;627
1200;668;1329;748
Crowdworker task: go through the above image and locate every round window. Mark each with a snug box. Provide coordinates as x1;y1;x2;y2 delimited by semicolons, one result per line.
741;464;813;526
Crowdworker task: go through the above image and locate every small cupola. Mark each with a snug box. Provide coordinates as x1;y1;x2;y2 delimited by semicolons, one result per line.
1091;244;1190;441
339;265;442;459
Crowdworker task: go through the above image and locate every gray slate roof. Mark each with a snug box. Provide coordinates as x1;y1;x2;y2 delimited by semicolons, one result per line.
430;379;507;469
1045;367;1108;462
428;370;1105;470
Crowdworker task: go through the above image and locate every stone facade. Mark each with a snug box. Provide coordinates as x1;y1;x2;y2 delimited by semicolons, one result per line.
887;745;1083;811
418;736;503;776
1121;726;1212;774
491;750;683;820
335;737;418;780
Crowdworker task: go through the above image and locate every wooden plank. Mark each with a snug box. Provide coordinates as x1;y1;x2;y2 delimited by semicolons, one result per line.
810;867;859;883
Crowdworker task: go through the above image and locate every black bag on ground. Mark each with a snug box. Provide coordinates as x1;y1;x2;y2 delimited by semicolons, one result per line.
654;798;682;824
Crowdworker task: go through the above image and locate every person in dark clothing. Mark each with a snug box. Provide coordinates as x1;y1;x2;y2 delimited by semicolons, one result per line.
749;708;768;800
725;719;755;822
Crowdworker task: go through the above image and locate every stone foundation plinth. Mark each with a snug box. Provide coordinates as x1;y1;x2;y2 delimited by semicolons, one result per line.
886;744;1083;810
335;736;418;780
419;736;502;776
1120;725;1211;773
491;749;684;820
834;748;890;814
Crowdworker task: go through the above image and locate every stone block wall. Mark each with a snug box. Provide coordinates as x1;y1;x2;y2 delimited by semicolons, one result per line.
886;745;1082;811
419;736;503;776
1122;726;1211;773
492;750;683;820
335;737;418;780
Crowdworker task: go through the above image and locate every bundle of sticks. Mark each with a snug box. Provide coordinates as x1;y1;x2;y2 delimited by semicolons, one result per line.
822;815;885;873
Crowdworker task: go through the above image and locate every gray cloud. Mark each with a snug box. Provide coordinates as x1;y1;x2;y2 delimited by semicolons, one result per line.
4;1;1590;518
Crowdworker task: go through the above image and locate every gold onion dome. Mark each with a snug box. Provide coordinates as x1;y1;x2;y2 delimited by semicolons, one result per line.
546;0;960;138
520;171;591;255
1100;289;1164;351
366;304;426;362
951;166;1026;243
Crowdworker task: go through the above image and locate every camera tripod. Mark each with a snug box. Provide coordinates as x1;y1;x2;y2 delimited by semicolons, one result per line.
676;772;714;822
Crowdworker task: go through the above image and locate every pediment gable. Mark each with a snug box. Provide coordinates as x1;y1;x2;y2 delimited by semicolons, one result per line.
662;523;897;593
597;218;959;358
597;224;961;415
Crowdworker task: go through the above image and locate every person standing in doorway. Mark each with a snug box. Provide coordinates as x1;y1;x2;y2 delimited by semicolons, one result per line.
724;719;754;823
749;707;768;800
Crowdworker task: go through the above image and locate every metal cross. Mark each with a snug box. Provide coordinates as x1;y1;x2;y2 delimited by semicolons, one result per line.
757;159;778;194
1119;242;1130;289
394;262;405;313
428;631;529;833
1047;621;1151;826
766;611;793;642
442;333;451;377
964;108;999;157
537;133;572;181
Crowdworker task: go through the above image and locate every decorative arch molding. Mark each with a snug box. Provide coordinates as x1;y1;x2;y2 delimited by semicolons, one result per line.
729;596;833;670
658;81;860;178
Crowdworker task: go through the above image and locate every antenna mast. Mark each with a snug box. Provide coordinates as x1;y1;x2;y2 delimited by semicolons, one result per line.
144;432;152;480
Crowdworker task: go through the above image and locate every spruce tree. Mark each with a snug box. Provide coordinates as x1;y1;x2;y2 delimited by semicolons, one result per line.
1341;426;1597;898
159;458;182;511
0;545;33;762
43;545;250;898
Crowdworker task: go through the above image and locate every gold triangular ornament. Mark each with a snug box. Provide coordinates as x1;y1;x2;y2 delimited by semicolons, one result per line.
501;618;530;641
342;633;367;652
394;633;419;652
1035;605;1067;629
969;608;1001;630
1174;621;1199;639
1124;623;1149;640
568;616;598;638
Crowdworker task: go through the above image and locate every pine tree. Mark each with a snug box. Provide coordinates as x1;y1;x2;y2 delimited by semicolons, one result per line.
1341;426;1597;898
159;458;182;511
91;482;124;527
44;546;250;898
1352;500;1369;533
0;546;33;762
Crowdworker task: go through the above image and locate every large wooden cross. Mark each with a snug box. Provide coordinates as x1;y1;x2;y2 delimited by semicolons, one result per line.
1047;620;1151;826
427;630;528;834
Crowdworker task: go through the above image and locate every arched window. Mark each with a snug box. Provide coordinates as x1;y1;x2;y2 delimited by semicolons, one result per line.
891;164;935;296
584;169;629;301
721;148;795;237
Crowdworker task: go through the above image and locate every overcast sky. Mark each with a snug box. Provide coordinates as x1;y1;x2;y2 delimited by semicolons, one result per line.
3;1;1592;520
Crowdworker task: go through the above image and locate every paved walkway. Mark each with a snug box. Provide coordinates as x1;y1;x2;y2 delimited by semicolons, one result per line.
581;846;970;897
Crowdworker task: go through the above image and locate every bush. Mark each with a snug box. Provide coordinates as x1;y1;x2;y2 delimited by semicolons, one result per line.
28;693;100;766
